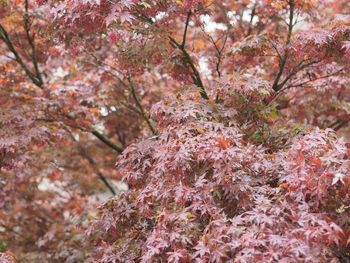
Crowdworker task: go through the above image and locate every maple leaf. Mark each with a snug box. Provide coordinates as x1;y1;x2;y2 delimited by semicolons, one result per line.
1;0;350;262
214;136;231;149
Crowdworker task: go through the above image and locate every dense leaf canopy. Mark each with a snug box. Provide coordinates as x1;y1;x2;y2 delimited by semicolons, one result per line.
0;0;350;262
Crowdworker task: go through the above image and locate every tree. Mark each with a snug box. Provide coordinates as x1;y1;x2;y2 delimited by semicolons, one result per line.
0;0;350;262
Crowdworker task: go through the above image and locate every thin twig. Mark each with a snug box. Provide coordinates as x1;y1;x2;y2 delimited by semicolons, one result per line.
269;40;282;61
275;59;320;91
84;54;157;135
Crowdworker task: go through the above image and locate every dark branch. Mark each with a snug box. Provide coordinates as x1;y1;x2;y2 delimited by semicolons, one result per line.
69;131;117;195
127;77;157;135
275;59;320;91
82;151;116;195
24;0;43;86
246;3;257;37
135;9;209;100
83;55;157;135
333;120;350;131
203;28;228;79
0;23;42;87
0;222;26;238
181;11;192;48
329;119;343;129
269;40;282;61
271;0;295;92
168;35;209;100
91;129;124;154
270;66;342;103
36;118;124;154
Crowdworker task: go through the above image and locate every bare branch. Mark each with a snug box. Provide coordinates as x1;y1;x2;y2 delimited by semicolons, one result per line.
69;132;117;195
0;222;26;238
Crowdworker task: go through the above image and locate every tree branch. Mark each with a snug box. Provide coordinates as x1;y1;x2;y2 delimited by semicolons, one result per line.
270;66;342;103
333;120;350;131
24;0;43;86
83;55;157;135
68;132;117;195
0;222;26;238
181;11;191;48
271;0;295;92
214;2;235;41
246;3;257;37
135;10;209;100
81;149;117;195
329;119;343;129
274;59;320;91
202;27;228;79
127;77;157;135
0;23;42;87
36;118;124;154
168;35;209;100
91;129;124;154
269;40;282;61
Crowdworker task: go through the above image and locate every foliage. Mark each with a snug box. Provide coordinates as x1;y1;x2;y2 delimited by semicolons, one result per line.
0;0;350;262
